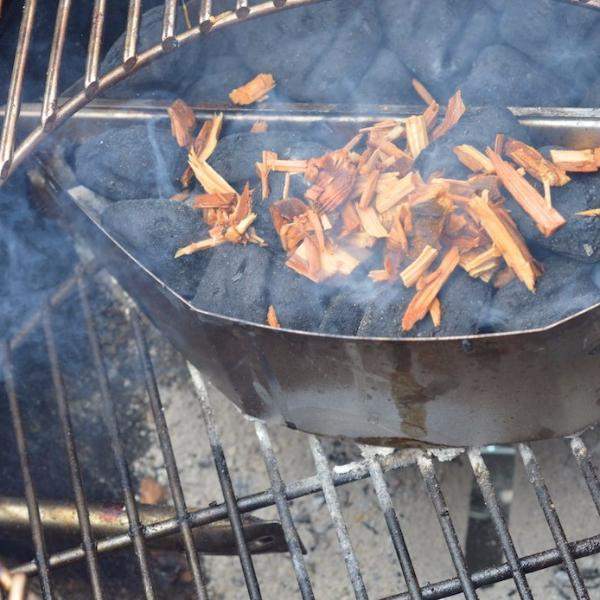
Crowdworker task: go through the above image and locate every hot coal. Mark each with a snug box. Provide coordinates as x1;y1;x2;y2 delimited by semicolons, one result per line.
183;55;252;103
415;106;530;179
485;254;600;332
101;199;209;298
75;123;187;201
461;45;574;107
510;175;600;263
378;0;473;98
191;243;272;323
208;132;329;185
269;259;333;331
353;49;417;105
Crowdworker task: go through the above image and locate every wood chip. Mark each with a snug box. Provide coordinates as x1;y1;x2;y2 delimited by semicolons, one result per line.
175;237;224;257
468;192;537;291
356;204;389;238
453;145;495;174
251;120;268;133
402;247;460;331
486;148;566;237
431;90;465;141
493;266;516;289
170;190;191;202
576;208;600;217
405;115;429;158
192;113;223;161
550;148;599;172
400;245;439;287
168;99;196;147
267;305;281;328
504;139;570;186
429;297;442;327
412;79;437;106
189;149;236;195
359;169;380;209
374;172;416;213
193;192;237;208
229;73;276;105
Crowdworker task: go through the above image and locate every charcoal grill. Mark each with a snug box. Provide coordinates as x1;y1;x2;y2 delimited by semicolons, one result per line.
3;1;600;597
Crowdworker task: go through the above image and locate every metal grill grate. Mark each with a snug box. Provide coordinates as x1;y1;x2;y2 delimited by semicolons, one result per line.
2;262;600;599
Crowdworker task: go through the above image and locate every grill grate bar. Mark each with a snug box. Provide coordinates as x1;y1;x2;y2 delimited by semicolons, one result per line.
189;365;263;600
1;342;53;599
467;449;532;599
78;278;157;600
570;436;600;515
0;0;36;179
309;436;368;600
123;0;143;69
84;0;106;96
389;534;600;600
416;454;477;600
236;0;251;17
518;443;589;599
130;312;209;600
41;0;72;129
42;307;105;599
199;0;212;31
254;421;315;599
366;455;422;600
162;0;178;49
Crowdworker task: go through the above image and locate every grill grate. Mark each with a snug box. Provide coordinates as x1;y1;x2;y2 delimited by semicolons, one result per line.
2;262;600;599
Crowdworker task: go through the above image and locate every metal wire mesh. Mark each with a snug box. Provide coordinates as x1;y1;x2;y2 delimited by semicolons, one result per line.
2;262;600;599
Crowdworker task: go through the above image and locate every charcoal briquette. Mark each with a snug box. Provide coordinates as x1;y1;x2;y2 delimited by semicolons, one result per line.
75;124;187;201
486;254;599;332
352;49;417;105
378;0;473;98
101;199;209;299
192;243;273;323
268;259;334;331
462;45;574;107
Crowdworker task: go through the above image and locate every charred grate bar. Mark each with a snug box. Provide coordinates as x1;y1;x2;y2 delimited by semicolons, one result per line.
1;262;600;599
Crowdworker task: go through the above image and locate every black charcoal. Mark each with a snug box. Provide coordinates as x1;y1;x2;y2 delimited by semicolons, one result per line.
290;2;381;103
583;78;600;108
183;55;252;103
269;259;333;331
498;0;600;94
486;255;599;332
319;293;367;336
208;132;327;184
101;199;209;298
415;105;530;179
357;284;411;337
192;244;273;323
434;270;492;336
353;49;417;105
75;124;187;201
445;5;497;84
378;0;472;98
462;45;574;107
510;175;600;263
